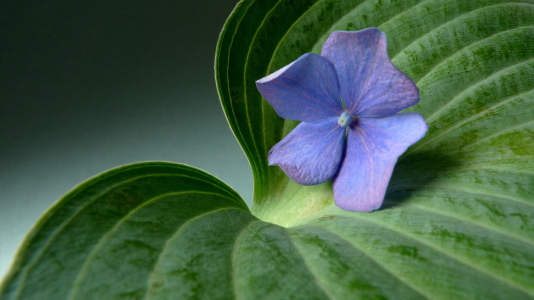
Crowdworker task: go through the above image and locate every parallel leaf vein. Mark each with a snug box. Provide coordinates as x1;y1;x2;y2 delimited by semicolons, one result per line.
284;228;334;299
141;207;248;300
13;172;237;300
391;2;534;60
407;202;534;247
412;85;534;150
343;214;533;295
390;183;533;208
230;219;264;300
71;192;240;300
461;119;534;150
421;50;534;125
305;225;431;299
243;0;285;180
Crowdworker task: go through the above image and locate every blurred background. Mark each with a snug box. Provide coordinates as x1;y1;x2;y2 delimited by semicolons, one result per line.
0;0;252;278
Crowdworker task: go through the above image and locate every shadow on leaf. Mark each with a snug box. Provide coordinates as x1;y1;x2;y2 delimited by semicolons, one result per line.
382;150;465;209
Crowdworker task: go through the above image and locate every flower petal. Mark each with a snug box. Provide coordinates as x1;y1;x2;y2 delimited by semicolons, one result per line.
321;28;419;117
269;117;345;185
256;53;343;122
333;113;427;212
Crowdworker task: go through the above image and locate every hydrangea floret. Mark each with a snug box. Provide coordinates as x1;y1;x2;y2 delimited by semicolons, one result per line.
256;28;428;212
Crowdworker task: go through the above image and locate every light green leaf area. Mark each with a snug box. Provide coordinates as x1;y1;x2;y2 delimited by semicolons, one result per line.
2;0;533;299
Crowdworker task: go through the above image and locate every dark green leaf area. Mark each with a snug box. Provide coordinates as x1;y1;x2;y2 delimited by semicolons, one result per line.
0;162;249;300
70;200;253;300
146;209;257;300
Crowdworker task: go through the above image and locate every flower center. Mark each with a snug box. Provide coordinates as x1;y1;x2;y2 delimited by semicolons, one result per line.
337;111;353;128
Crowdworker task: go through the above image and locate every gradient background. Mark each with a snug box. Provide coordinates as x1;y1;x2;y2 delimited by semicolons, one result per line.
0;0;253;278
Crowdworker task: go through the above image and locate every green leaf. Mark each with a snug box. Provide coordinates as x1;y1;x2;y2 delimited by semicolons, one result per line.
2;0;534;299
215;0;534;297
0;162;253;299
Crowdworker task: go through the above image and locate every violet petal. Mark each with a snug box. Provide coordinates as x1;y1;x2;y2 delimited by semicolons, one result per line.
256;53;343;122
321;28;419;117
333;113;428;212
269;117;345;185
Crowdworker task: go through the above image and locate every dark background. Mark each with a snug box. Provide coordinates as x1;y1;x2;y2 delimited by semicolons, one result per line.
0;0;251;277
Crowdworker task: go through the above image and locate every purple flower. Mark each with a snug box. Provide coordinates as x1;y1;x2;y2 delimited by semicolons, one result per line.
255;28;428;212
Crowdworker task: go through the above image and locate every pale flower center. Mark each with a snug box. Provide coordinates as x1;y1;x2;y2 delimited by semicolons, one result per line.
337;111;353;128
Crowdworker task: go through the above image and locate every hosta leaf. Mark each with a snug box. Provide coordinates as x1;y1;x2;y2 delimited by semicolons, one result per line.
0;162;252;299
215;0;534;297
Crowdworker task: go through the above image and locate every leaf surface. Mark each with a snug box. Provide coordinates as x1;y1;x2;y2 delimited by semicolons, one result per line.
0;162;253;299
215;0;534;297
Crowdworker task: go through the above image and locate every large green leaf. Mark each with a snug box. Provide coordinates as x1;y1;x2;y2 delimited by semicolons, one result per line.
2;0;533;299
215;0;534;297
